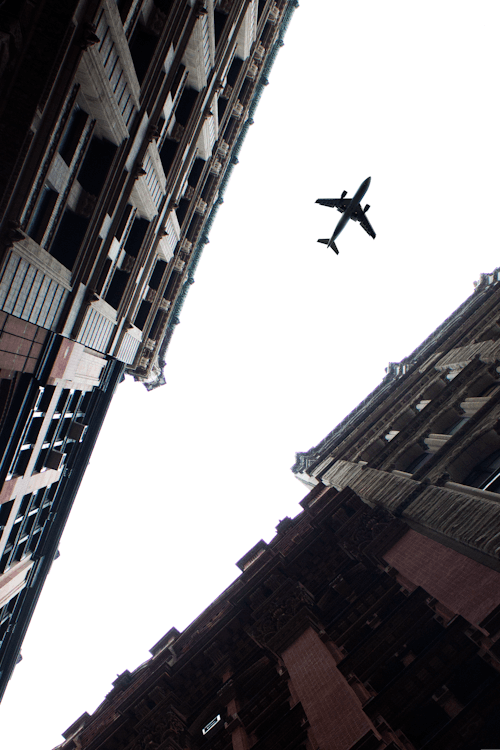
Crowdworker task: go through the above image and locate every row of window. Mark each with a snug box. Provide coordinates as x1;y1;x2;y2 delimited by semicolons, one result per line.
8;387;90;480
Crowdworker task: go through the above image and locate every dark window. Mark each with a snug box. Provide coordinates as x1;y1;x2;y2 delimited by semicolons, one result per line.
217;97;228;120
447;654;496;703
134;300;152;330
27;187;58;244
50;208;89;269
402;700;448;746
160;138;178;173
164;271;179;301
116;204;133;240
129;24;158;83
188;157;205;188
464;449;500;493
149;260;167;290
170;64;185;97
214;10;228;45
77;137;117;196
0;501;13;532
176;198;190;226
175;87;198;127
405;451;433;474
227;56;243;87
59;108;87;165
105;269;129;309
150;310;166;339
96;257;112;295
448;416;470;435
124;217;149;257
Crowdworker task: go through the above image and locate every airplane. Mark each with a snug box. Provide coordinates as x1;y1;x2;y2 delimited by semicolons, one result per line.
316;176;376;255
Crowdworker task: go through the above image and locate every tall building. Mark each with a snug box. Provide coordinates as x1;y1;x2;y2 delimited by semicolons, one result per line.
55;272;500;750
292;268;500;574
0;0;297;699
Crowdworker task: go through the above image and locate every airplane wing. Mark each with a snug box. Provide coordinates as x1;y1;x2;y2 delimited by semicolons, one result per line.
358;213;376;239
315;198;350;213
351;206;376;238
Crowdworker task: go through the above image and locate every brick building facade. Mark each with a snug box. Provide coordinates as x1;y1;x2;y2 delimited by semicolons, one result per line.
55;272;500;750
0;0;296;698
55;487;500;750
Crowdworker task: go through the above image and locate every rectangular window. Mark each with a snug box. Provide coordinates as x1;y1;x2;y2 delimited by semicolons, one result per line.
27;186;58;245
58;107;88;166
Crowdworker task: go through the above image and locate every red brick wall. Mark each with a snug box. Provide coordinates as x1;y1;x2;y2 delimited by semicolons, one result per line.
384;529;500;628
0;312;46;377
282;626;375;750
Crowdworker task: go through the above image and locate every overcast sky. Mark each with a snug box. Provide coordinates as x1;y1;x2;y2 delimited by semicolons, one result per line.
2;2;500;747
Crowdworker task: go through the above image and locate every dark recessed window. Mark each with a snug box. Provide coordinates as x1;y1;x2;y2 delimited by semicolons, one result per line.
27;187;58;245
405;451;433;474
129;24;158;83
464;449;500;493
50;209;89;270
59;108;87;165
77;137;117;196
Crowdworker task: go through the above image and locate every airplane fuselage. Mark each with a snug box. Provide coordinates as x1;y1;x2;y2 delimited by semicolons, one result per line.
331;176;371;242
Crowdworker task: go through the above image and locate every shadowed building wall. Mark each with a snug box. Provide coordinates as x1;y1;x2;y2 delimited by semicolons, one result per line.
0;0;298;698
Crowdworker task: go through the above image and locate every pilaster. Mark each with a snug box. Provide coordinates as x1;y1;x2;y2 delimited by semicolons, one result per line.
248;575;378;750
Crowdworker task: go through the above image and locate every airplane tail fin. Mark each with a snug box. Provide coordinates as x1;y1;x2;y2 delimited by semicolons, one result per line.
317;238;339;255
328;239;339;255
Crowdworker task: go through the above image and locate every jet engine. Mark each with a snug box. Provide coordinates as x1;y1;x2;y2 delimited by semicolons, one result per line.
364;204;370;212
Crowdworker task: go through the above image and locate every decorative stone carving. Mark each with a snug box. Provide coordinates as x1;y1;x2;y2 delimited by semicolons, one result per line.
232;101;244;118
146;7;167;36
174;258;185;273
133;707;186;749
171;123;185;143
75;190;97;218
268;3;280;23
79;22;100;50
210;159;222;176
336;505;404;562
3;221;24;247
254;43;265;61
217;140;229;158
122;253;135;273
195;198;207;215
148;124;161;142
249;580;315;651
246;62;258;80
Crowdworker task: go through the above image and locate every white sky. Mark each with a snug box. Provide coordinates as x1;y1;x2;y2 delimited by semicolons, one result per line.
1;2;500;747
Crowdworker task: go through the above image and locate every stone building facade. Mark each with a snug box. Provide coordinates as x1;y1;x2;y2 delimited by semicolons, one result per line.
54;271;500;750
292;269;500;575
0;0;297;698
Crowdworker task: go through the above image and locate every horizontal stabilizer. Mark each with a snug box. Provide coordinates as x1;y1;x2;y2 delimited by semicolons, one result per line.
317;238;339;255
